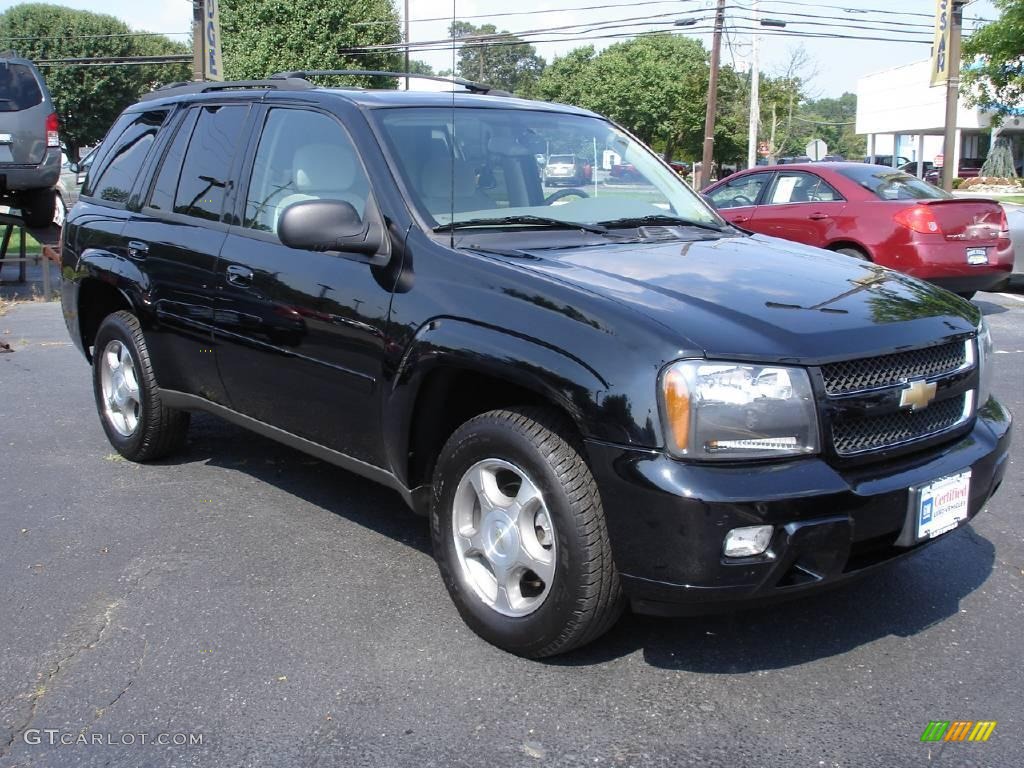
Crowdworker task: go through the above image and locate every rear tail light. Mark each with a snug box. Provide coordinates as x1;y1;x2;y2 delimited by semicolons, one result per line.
894;205;943;235
45;112;59;148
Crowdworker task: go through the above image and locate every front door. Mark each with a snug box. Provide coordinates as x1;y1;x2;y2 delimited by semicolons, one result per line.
213;105;394;468
706;171;773;227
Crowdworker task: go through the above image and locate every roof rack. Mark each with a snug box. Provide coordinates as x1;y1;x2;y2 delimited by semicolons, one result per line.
140;78;314;102
269;69;513;97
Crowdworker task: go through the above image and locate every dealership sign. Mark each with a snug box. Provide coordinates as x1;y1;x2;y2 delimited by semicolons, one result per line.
930;0;952;87
203;0;224;81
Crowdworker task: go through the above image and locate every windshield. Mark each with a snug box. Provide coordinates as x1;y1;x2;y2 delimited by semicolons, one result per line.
374;107;722;230
0;63;43;112
838;166;951;201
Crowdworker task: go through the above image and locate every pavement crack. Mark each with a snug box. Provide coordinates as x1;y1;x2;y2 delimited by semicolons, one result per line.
0;566;156;758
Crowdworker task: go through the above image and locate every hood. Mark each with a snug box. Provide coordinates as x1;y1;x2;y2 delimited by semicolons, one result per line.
512;233;980;364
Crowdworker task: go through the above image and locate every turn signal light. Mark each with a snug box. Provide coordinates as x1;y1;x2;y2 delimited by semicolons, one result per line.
894;205;942;235
662;367;690;453
45;112;59;148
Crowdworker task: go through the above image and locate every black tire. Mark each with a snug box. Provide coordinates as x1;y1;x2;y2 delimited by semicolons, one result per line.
20;187;56;229
834;246;871;261
92;310;190;461
431;406;624;657
957;291;977;300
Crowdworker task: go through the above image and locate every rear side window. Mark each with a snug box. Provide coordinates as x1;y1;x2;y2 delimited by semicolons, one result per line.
0;63;43;112
148;109;200;213
765;172;843;205
837;166;951;201
170;105;249;221
85;110;168;204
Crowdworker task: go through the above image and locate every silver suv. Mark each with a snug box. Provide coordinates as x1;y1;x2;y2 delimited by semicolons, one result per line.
0;55;60;227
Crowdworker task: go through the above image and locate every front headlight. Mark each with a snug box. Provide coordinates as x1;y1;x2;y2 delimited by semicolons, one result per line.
660;360;820;460
978;317;993;405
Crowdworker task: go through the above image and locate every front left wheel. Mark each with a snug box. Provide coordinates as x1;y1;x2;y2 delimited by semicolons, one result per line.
92;310;190;461
431;407;624;657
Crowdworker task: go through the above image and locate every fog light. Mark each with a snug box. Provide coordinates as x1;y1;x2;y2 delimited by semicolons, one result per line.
723;525;773;557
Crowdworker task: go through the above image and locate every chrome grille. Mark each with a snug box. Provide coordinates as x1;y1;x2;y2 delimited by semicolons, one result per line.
831;393;969;455
821;340;968;396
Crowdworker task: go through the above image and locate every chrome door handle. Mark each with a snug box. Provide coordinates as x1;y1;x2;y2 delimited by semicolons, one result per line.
127;240;149;259
225;265;254;286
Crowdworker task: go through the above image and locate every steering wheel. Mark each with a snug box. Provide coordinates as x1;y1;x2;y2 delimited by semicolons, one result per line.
545;188;590;205
730;195;753;207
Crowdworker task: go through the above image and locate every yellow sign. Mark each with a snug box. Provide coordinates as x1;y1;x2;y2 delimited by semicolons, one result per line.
203;0;224;81
931;0;952;86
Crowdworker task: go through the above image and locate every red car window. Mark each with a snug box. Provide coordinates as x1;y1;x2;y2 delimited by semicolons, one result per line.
708;172;772;209
765;172;843;205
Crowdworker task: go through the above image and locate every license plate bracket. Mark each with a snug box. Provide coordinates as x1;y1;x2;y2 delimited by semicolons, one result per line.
903;470;972;544
966;247;989;266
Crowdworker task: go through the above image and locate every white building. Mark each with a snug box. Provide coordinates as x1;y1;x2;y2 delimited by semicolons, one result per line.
856;59;1023;176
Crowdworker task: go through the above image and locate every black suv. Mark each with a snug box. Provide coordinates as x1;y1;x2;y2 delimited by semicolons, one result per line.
61;73;1011;657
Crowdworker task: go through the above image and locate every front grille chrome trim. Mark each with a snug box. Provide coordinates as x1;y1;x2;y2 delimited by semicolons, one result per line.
821;339;974;397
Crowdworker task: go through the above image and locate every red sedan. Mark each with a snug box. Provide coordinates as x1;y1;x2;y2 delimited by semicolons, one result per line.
704;163;1013;298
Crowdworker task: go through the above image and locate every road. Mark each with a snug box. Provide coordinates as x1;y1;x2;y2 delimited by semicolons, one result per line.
1;294;1022;768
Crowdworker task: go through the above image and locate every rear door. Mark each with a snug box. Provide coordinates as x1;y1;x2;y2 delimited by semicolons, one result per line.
0;61;50;165
706;171;772;226
121;102;252;405
213;104;394;466
749;170;846;247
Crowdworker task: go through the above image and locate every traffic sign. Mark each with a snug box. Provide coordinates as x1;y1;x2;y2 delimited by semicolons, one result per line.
805;139;828;161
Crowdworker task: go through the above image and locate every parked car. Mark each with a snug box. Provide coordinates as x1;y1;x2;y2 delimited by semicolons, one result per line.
900;160;935;179
863;155;912;167
705;162;1013;298
819;154;846;162
54;150;93;227
62;76;1010;657
668;160;690;175
544;154;590;186
0;55;61;227
925;160;984;186
778;155;812;165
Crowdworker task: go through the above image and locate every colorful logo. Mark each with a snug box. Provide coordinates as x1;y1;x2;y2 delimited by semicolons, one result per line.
921;721;997;742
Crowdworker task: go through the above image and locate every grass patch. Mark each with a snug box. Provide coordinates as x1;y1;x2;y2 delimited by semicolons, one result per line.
994;195;1024;205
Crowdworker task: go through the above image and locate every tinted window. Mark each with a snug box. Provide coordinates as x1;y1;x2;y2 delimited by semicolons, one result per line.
765;171;843;205
173;105;249;221
708;172;771;209
244;108;369;234
0;63;43;111
837;166;951;200
86;110;168;204
148;109;199;213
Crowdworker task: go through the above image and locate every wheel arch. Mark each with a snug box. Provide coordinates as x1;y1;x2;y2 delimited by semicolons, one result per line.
385;319;615;503
826;240;874;260
76;277;136;362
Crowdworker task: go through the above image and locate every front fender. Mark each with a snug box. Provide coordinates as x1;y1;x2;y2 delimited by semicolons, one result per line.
382;317;657;487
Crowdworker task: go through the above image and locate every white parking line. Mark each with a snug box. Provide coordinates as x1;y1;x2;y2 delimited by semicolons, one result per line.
999;293;1024;304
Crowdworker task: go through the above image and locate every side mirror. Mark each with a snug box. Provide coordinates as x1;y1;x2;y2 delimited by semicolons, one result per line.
278;199;384;259
68;161;80;173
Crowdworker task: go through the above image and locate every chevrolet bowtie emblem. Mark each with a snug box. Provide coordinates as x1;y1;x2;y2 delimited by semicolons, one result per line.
900;379;937;411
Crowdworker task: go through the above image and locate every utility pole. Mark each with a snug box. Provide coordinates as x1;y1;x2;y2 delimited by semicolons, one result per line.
941;0;967;192
700;0;726;189
404;0;410;89
746;0;760;169
191;0;204;82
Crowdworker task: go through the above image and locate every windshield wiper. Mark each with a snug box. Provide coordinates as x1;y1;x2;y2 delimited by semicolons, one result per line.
434;215;612;235
596;214;728;233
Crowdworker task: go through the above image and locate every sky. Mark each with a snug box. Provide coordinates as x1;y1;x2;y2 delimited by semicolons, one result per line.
0;0;1001;97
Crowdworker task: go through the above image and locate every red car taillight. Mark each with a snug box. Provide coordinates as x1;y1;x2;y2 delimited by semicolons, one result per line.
997;207;1012;249
46;112;60;148
894;205;943;235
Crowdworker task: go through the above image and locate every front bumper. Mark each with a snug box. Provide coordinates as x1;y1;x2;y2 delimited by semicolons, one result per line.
586;398;1011;616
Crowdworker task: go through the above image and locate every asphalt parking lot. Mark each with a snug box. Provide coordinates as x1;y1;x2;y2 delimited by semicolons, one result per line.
1;293;1022;768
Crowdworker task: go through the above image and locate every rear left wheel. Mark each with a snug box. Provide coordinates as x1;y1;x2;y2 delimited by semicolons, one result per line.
92;310;190;461
431;407;624;657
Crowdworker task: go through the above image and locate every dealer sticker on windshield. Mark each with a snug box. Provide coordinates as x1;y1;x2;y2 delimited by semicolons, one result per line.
915;470;971;540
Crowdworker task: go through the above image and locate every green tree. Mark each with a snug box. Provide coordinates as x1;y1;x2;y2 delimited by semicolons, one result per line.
793;93;864;160
962;0;1024;124
537;35;712;162
449;21;545;95
220;0;402;86
0;3;188;157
